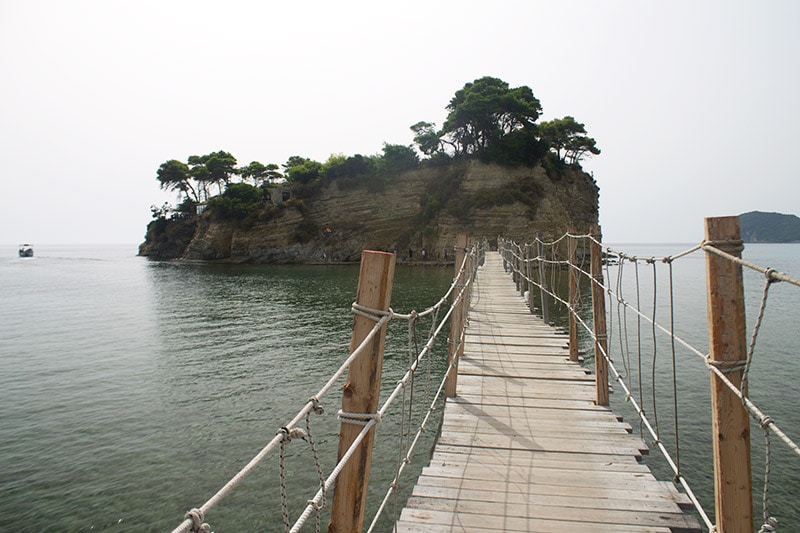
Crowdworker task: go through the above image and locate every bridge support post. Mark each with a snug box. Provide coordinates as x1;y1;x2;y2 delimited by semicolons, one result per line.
537;234;550;325
446;234;469;398
568;227;579;362
525;244;535;313
329;250;396;533
704;216;752;533
589;225;609;406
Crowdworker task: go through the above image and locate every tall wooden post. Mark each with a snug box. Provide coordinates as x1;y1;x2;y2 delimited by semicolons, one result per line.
704;216;752;533
537;235;550;325
328;250;396;533
568;227;579;362
525;243;535;313
589;225;609;406
446;234;468;398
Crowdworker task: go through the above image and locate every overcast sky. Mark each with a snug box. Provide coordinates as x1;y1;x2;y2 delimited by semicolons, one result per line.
1;0;798;246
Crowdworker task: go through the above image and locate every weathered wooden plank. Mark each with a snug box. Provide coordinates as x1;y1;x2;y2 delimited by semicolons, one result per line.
396;508;674;533
441;412;633;432
430;444;642;465
403;496;700;532
429;450;649;472
436;431;647;457
412;473;690;503
447;395;608;411
409;484;685;514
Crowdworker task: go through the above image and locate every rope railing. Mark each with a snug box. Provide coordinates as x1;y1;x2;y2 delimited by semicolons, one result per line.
171;241;485;533
499;228;800;533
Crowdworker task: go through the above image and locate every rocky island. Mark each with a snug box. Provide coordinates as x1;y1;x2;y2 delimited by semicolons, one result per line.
139;76;601;263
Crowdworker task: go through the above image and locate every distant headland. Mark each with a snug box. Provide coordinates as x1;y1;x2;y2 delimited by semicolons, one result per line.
739;211;800;243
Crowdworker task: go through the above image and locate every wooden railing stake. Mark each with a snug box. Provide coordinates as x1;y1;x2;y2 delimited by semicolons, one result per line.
704;216;753;533
589;225;609;406
328;250;396;533
525;243;535;313
446;234;468;398
568;227;579;362
537;234;550;325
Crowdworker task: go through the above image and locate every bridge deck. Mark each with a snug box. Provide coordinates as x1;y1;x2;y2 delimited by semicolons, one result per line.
396;253;701;533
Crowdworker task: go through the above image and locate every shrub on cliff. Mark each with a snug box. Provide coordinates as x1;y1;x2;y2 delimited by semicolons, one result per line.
208;183;264;220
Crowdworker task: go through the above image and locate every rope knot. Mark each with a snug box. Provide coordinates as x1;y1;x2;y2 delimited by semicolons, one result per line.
184;508;211;532
706;357;747;374
307;498;324;511
351;302;392;322
278;426;307;442
759;415;774;430
759;516;779;532
704;238;745;254
765;268;779;284
337;410;381;426
308;396;325;415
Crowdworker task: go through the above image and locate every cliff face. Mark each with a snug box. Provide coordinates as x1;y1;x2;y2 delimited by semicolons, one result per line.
139;160;599;263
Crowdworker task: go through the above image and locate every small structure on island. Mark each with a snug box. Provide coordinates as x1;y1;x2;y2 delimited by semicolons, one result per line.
265;187;292;206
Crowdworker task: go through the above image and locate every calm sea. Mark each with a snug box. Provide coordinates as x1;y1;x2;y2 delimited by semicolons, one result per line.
1;243;798;531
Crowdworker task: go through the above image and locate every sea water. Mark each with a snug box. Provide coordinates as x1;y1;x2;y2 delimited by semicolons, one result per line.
0;243;798;531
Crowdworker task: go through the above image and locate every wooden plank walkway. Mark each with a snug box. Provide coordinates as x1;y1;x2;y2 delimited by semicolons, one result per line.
396;252;701;533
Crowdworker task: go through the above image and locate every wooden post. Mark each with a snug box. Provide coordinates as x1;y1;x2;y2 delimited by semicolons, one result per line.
568;227;579;362
537;235;550;325
328;250;396;533
446;234;468;398
589;225;609;406
512;243;520;290
704;216;752;533
525;243;535;313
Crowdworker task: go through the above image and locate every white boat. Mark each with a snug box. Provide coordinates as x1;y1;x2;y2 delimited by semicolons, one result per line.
18;244;33;257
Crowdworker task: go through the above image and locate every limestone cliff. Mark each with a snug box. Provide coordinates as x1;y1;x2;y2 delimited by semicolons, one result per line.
139;160;599;263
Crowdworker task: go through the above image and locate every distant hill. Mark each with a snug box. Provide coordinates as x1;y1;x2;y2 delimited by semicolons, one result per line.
739;211;800;243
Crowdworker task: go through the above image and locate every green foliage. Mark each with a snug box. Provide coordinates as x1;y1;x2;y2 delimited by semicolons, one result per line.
539;116;600;164
293;217;319;243
283;156;322;185
239;161;280;186
379;143;419;174
442;76;542;155
156;160;198;202
207;182;263;220
410;121;443;156
188;151;239;197
418;166;466;224
282;197;309;216
478;128;548;167
175;197;197;215
150;201;172;220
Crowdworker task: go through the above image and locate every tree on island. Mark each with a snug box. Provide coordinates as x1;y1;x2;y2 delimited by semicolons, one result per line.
538;116;600;164
156;159;199;203
441;76;542;155
188;151;239;198
240;161;282;186
411;76;600;167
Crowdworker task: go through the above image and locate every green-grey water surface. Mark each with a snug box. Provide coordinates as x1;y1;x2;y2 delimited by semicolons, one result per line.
0;246;452;531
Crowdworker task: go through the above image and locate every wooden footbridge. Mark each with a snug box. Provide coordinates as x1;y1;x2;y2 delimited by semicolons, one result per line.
395;252;701;532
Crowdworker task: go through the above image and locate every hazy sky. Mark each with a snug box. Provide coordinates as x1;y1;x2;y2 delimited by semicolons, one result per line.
1;1;798;245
